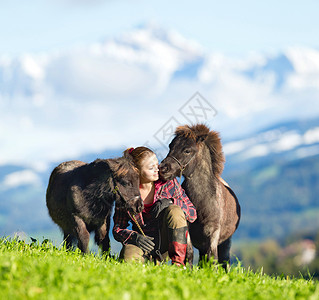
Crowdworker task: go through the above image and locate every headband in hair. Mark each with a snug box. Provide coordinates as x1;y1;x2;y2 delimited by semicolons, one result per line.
128;147;134;154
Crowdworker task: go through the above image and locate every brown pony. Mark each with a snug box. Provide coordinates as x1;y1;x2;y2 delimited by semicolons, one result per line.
46;156;143;254
159;124;240;267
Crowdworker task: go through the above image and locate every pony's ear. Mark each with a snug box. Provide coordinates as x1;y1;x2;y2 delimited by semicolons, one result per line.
196;134;208;143
106;159;118;173
107;157;136;178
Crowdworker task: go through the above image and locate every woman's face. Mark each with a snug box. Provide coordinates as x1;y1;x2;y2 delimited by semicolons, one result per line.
139;154;159;183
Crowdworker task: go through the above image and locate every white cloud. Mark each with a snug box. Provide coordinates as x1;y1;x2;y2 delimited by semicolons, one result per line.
295;145;319;159
46;54;159;100
272;132;303;152
20;55;45;80
304;127;319;144
1;170;41;189
241;144;270;159
1;26;319;167
224;140;249;155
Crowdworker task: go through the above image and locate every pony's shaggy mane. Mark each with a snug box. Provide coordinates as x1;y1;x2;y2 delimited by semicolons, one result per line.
175;124;225;176
175;124;209;141
113;158;139;178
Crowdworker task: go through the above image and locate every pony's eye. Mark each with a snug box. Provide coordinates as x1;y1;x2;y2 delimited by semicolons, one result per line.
184;149;191;154
119;180;132;187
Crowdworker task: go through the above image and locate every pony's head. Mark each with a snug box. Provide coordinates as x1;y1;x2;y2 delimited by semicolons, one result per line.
159;124;225;181
107;156;143;214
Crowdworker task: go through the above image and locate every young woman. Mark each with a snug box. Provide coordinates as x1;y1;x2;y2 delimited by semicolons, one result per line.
113;146;197;265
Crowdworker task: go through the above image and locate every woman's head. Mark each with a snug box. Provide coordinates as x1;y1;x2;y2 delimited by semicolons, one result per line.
124;146;159;183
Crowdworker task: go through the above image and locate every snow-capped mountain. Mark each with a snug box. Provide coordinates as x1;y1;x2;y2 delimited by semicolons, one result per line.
1;117;319;240
224;118;319;172
1;117;318;191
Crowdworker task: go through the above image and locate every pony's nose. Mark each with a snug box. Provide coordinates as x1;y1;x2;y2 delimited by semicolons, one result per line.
135;196;144;213
128;196;143;212
159;163;170;173
138;202;144;213
132;195;141;205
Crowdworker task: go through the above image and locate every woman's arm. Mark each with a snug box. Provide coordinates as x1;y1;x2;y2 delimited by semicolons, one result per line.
112;205;136;245
165;178;197;223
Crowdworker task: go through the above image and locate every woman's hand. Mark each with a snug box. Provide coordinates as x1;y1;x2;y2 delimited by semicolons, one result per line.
130;232;155;252
149;198;174;218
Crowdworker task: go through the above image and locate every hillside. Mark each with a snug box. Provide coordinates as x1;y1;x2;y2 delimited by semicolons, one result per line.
222;117;319;241
0;238;318;300
226;154;319;241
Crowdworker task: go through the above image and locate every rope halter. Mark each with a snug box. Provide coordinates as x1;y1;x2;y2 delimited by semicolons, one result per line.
168;153;196;185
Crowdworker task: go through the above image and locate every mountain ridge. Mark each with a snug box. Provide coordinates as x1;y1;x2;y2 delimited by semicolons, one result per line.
1;117;319;242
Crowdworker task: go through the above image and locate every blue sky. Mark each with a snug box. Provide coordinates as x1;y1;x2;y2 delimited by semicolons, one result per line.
1;0;318;56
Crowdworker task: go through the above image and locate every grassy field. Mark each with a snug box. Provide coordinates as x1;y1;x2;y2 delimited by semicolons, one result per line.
0;238;318;300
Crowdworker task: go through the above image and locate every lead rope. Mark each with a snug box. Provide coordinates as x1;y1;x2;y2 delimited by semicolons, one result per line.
178;169;183;185
114;186;161;260
132;184;166;264
131;213;164;264
131;214;146;237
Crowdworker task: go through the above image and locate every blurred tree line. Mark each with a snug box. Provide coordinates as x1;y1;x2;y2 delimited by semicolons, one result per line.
225;155;319;241
224;152;319;278
233;230;319;279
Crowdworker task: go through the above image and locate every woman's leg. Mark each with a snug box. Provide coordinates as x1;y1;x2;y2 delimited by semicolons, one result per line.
120;244;145;263
160;205;188;266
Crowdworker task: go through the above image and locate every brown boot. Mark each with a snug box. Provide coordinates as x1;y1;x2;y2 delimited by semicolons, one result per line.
168;226;188;266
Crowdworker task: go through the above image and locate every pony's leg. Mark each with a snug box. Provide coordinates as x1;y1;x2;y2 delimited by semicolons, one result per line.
198;248;216;267
63;232;76;250
185;233;193;267
198;249;206;264
74;215;90;254
207;246;218;262
218;237;232;271
207;230;220;262
197;237;219;266
95;215;111;255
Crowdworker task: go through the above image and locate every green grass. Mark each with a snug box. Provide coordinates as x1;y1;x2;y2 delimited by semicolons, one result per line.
0;238;318;300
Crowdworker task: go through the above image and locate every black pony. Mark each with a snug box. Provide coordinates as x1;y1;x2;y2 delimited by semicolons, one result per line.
46;156;143;254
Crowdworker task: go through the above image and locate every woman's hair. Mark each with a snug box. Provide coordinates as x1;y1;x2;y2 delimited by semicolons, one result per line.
123;146;155;171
